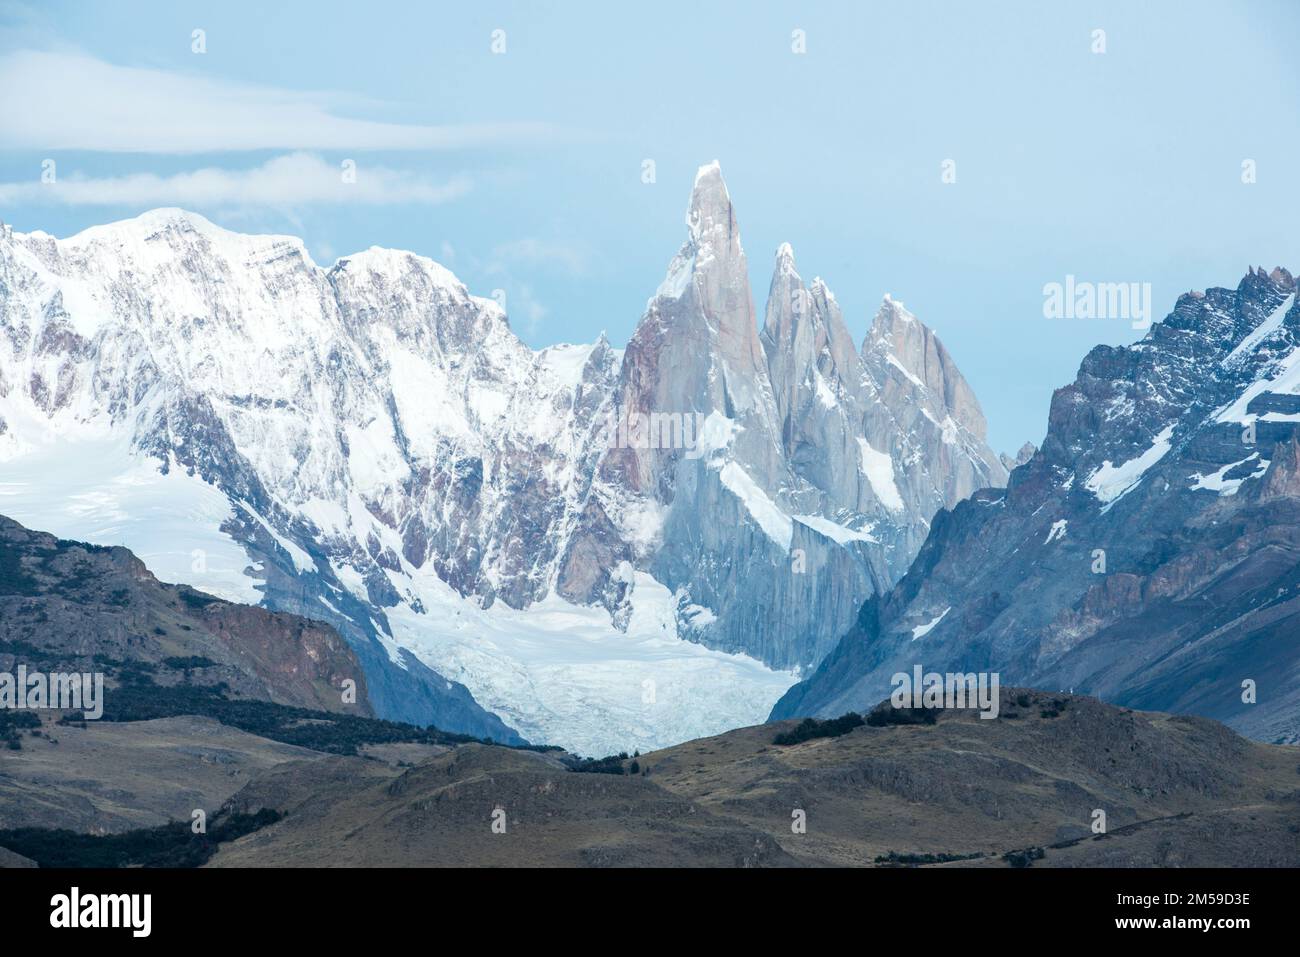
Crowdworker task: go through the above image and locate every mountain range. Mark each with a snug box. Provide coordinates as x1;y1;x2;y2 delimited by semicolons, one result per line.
775;266;1300;746
0;163;1005;754
7;162;1296;753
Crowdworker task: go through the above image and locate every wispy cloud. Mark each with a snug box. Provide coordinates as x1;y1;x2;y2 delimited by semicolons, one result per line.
0;153;471;207
0;50;558;153
489;238;591;277
511;284;549;336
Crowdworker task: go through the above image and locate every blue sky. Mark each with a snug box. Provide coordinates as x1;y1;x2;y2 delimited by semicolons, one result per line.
1;0;1297;453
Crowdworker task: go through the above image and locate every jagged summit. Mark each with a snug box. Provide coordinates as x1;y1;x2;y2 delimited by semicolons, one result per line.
590;164;1007;674
867;295;918;340
1000;441;1038;473
0;164;1010;751
773;241;797;276
692;158;724;188
685;160;738;252
865;294;992;442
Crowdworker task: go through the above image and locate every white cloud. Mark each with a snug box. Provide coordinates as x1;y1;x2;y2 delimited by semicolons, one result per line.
0;50;558;153
0;153;471;207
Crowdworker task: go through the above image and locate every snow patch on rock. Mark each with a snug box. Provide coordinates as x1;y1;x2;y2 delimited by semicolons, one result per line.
856;438;905;511
911;607;950;641
1085;424;1176;504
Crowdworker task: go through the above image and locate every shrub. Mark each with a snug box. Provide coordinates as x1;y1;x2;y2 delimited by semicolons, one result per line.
0;710;41;734
1003;847;1045;868
0;809;283;868
95;680;552;755
875;850;985;866
773;712;865;745
567;752;630;774
1040;698;1069;719
865;703;938;727
162;656;218;671
179;589;221;610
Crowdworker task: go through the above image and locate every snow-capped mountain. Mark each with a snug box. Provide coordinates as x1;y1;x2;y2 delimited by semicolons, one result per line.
559;165;1006;670
0;164;1005;753
775;266;1300;746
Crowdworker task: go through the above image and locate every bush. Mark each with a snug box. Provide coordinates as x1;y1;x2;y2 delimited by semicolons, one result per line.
567;752;630;774
179;589;221;610
1002;847;1045;868
0;809;283;868
162;656;218;671
875;850;985;866
1039;698;1069;719
95;679;553;755
773;712;865;746
0;710;41;735
865;704;937;727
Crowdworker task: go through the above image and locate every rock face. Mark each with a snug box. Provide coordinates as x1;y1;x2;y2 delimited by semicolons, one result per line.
0;511;525;742
774;267;1300;746
560;166;1006;669
0;164;1005;748
1001;442;1037;472
859;295;1009;564
0;514;369;716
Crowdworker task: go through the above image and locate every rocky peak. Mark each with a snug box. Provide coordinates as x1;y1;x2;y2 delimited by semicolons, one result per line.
685;161;737;253
613;162;780;488
864;295;990;441
683;162;771;416
1042;266;1298;487
760;245;862;456
1000;441;1038;473
760;242;804;353
328;244;513;361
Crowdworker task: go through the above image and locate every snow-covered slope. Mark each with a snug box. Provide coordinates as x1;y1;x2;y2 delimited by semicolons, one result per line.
0;167;1005;752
